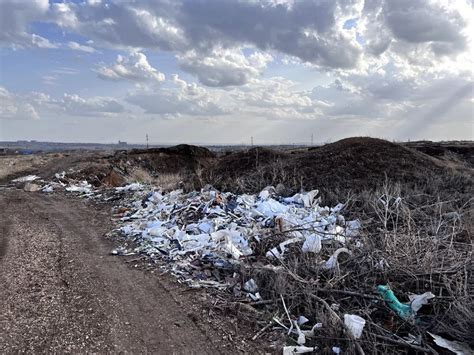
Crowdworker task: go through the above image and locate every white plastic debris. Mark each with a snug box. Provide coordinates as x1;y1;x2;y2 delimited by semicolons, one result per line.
324;248;352;270
301;323;323;337
408;291;435;312
113;186;360;288
297;316;309;326
266;238;300;260
42;185;54;193
12;175;39;182
302;234;322;253
403;333;422;345
283;346;316;354
243;279;258;293
248;292;261;301
55;171;66;179
344;314;366;339
428;332;474;355
115;182;143;192
345;220;361;237
293;320;306;345
66;181;92;193
332;347;341;354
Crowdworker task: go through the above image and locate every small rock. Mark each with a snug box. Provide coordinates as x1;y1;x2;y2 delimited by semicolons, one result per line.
275;183;288;196
24;183;40;192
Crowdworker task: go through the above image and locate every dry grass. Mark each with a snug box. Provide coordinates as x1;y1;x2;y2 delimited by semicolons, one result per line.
237;181;472;353
0;154;57;181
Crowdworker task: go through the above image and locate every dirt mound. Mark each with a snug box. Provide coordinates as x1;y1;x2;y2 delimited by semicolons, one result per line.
162;144;216;158
404;141;474;167
210;147;288;184
102;169;126;187
293;137;444;189
210;137;471;198
115;144;215;173
112;145;216;189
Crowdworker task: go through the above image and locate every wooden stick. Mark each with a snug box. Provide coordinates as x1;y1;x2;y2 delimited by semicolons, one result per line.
373;334;432;353
252;320;273;340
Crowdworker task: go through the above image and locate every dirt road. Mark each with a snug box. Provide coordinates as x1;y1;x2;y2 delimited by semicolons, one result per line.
0;189;237;353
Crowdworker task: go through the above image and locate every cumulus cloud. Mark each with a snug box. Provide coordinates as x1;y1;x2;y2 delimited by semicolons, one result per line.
0;0;472;141
58;94;125;116
1;87;126;119
177;0;362;68
231;77;327;119
0;0;57;49
97;52;165;83
177;48;272;87
384;0;467;49
3;0;472;83
35;0;362;70
67;41;96;53
126;75;228;117
0;87;40;120
359;0;473;74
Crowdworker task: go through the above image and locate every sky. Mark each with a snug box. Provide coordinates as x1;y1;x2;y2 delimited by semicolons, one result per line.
0;0;473;145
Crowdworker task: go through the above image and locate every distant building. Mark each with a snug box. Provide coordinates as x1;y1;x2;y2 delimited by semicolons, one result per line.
118;141;128;146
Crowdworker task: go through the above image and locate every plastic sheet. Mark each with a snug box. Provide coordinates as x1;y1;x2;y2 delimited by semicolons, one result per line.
344;314;365;339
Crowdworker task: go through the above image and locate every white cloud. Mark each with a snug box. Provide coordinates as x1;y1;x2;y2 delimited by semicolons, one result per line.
358;0;473;77
0;87;40;120
231;77;326;119
67;41;96;53
0;0;472;142
177;48;272;87
0;0;57;49
0;88;126;119
126;75;228;117
97;52;165;83
59;94;125;116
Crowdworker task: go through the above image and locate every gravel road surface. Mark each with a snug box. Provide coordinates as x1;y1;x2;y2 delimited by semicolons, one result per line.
0;189;236;353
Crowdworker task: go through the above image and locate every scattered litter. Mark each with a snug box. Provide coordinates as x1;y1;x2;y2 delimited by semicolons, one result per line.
378;285;435;320
66;181;92;194
377;285;413;320
283;346;316;354
55;171;66;179
409;291;435;312
324;248;351;270
302;234;322;253
115;183;143;192
297;316;309;326
110;246;135;256
332;346;341;354
41;185;54;193
428;332;474;355
266;238;301;260
403;333;422;345
12;175;40;182
243;279;258;293
344;314;365;339
293;320;306;345
301;323;323;337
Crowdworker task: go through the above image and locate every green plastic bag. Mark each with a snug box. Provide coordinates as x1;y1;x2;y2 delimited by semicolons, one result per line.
377;285;413;320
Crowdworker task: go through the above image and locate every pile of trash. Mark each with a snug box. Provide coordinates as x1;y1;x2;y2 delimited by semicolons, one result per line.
111;184;466;353
10;172;472;353
111;185;361;289
10;171;95;195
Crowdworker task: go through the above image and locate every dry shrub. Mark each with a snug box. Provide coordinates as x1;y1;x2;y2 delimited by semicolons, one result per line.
240;180;472;353
127;167;155;183
153;172;185;191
